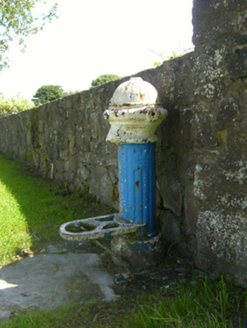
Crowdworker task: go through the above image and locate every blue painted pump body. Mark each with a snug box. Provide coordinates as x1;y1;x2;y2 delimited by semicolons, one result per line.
118;143;157;236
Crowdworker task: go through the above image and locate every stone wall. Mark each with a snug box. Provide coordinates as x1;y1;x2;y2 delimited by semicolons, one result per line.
0;0;246;286
0;83;121;208
191;0;247;286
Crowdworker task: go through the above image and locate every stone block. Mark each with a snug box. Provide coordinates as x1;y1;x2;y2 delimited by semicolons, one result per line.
216;97;240;130
111;233;165;272
184;190;198;235
160;173;183;217
227;124;247;160
196;208;247;285
229;46;247;79
184;153;197;180
192;0;247;46
161;211;181;244
59;149;69;161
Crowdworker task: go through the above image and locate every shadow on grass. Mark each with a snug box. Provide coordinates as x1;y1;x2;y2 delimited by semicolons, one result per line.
0;151;113;263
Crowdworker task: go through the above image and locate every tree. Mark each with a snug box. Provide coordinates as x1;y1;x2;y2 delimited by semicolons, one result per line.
0;95;34;116
91;74;120;87
0;0;58;71
32;85;66;105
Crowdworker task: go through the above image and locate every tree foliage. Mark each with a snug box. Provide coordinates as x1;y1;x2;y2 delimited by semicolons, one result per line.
0;95;34;116
32;85;67;105
0;0;58;70
91;74;120;87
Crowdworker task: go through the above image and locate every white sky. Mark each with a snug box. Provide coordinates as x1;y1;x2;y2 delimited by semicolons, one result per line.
0;0;194;101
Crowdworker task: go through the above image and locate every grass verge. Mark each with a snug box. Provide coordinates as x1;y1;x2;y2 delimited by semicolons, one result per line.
123;276;247;328
0;276;246;328
0;152;112;266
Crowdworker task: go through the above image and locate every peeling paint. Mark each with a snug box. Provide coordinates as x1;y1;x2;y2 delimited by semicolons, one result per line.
103;78;168;146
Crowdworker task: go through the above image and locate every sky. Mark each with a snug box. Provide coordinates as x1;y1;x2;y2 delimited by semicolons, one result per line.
0;0;194;101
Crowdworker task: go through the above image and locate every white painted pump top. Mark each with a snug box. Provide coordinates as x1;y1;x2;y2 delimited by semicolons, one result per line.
103;77;168;145
110;77;158;107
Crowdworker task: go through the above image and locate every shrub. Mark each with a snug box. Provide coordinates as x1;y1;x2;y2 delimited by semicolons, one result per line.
0;95;34;116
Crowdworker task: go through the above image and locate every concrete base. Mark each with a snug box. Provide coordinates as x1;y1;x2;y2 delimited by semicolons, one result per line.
0;244;117;320
111;233;165;272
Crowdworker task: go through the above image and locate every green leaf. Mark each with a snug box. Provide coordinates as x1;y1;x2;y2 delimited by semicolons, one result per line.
32;85;67;105
0;0;58;71
91;74;120;87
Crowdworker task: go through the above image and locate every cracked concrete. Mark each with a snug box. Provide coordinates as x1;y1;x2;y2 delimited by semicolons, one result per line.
0;244;116;320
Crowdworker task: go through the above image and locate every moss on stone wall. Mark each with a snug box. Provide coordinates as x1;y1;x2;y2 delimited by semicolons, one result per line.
30;111;40;150
44;155;51;176
110;185;119;203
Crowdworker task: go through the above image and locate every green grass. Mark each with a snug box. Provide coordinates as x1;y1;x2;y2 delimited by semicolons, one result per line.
0;276;246;328
0;152;246;328
0;152;110;266
123;277;247;328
